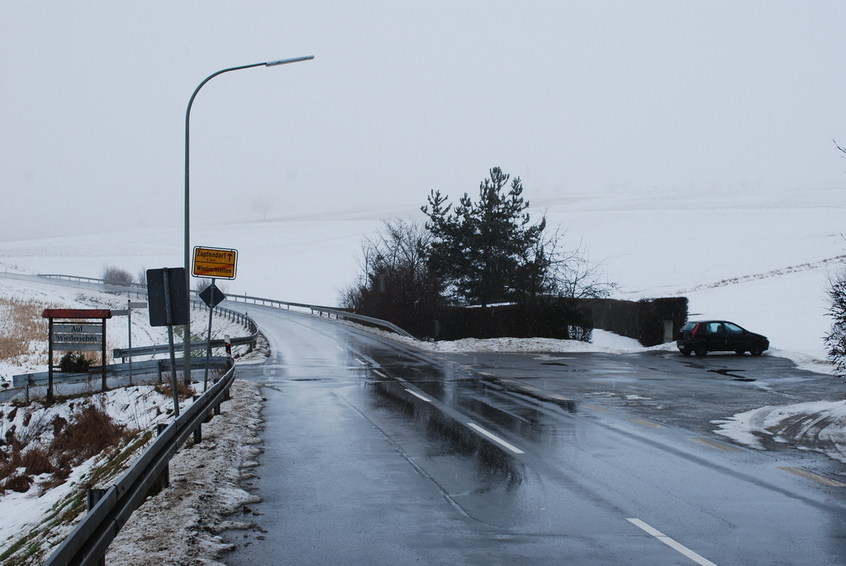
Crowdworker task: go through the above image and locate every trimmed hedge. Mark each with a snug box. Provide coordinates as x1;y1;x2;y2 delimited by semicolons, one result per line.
579;297;688;346
427;296;687;346
433;299;592;342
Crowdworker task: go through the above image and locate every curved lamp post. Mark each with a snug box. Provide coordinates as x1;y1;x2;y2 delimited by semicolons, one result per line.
183;56;314;381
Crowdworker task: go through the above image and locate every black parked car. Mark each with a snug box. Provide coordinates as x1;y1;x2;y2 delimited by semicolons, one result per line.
677;320;769;357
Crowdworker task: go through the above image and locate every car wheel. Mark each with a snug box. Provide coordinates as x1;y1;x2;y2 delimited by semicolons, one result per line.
694;343;708;357
734;347;746;355
749;343;764;356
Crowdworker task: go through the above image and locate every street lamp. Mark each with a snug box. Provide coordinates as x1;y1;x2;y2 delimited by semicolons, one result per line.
183;56;314;380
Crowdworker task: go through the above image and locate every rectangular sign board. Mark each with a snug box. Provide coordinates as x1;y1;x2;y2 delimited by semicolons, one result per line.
193;246;238;279
147;267;190;326
52;324;104;351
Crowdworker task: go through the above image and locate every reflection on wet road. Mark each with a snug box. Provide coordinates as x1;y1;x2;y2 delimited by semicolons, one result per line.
228;307;846;566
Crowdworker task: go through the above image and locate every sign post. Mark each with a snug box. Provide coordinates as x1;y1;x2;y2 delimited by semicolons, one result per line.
111;301;148;385
199;281;227;390
193;245;237;390
147;268;189;416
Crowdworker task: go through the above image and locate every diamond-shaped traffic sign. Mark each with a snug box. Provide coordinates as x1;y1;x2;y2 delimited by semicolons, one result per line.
199;284;226;308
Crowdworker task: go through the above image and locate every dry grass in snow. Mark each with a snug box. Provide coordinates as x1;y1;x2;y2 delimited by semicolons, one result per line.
0;297;55;366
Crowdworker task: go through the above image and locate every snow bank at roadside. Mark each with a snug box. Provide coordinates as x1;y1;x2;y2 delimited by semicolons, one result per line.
416;329;651;354
355;324;666;355
712;400;846;463
106;380;264;566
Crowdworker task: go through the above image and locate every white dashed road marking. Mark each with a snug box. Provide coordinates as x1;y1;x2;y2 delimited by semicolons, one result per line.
627;518;718;566
405;388;432;403
466;423;524;454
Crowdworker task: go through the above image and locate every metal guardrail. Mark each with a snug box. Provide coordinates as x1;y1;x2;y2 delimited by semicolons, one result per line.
224;293;415;339
113;304;259;359
112;335;255;360
38;274;131;286
13;357;231;388
43;358;237;566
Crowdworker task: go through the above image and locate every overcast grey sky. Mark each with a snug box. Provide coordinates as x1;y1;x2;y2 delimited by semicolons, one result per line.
2;1;845;241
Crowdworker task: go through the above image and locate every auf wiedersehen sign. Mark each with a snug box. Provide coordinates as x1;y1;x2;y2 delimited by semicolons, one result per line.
193;246;238;279
42;309;111;353
51;323;104;352
41;309;111;401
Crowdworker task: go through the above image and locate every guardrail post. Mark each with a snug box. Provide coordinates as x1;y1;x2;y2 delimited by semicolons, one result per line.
87;488;108;511
192;396;203;444
153;423;170;493
87;488;108;566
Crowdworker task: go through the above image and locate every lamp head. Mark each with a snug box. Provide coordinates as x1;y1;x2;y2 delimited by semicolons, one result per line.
266;55;314;67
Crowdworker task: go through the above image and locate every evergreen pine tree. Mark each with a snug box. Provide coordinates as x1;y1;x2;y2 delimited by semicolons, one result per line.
421;167;550;306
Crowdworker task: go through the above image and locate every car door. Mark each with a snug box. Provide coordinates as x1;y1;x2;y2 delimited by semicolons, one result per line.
706;322;728;351
723;322;746;351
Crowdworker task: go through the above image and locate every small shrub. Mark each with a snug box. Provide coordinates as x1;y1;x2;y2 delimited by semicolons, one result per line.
58;352;93;373
154;379;194;402
51;401;126;465
54;452;75;476
21;446;54;476
5;428;23;452
101;265;134;286
0;456;14;482
52;415;67;436
3;474;33;493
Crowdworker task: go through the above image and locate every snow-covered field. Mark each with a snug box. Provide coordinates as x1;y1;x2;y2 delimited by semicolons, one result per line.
1;183;845;563
0;184;842;359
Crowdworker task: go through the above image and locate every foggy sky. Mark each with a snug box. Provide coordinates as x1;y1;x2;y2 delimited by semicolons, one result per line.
2;1;845;241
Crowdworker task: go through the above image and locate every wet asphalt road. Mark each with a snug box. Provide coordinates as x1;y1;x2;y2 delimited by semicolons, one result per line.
226;306;846;566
